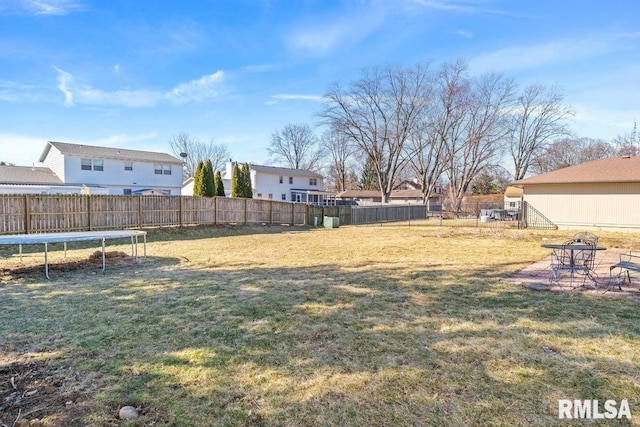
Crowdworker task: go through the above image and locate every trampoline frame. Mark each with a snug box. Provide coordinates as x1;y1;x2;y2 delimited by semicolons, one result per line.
0;230;147;279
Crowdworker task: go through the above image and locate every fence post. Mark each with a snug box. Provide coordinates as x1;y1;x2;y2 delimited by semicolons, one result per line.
87;195;92;231
138;196;143;228
24;195;30;234
179;196;184;227
213;196;217;225
244;198;248;225
268;200;273;225
291;202;295;226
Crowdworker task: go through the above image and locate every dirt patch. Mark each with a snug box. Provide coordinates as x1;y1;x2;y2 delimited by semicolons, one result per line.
0;356;94;426
1;251;135;280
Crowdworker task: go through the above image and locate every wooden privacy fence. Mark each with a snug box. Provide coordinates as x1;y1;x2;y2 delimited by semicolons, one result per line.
308;204;427;226
0;194;307;234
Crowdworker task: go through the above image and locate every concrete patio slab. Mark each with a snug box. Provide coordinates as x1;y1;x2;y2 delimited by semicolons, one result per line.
504;247;640;301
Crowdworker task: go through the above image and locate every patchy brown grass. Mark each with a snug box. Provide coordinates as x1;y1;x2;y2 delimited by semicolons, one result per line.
1;223;639;426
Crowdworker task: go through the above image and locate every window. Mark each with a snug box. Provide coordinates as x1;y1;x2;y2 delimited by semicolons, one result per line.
257;193;262;198
281;193;287;201
81;159;92;170
279;176;283;184
154;164;171;175
124;162;133;171
123;189;132;195
309;178;318;186
81;159;103;171
288;177;293;184
268;193;273;200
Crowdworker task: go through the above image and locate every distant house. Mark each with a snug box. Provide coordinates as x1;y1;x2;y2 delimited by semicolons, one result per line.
0;164;109;194
183;161;336;205
512;156;640;231
337;182;443;207
39;141;184;195
504;186;523;212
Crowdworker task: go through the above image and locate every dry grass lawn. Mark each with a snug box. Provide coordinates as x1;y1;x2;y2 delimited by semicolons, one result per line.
1;223;640;426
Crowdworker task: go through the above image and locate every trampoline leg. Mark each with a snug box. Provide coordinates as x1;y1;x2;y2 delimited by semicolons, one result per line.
101;238;106;272
143;234;147;259
64;242;67;258
44;242;50;280
19;244;22;262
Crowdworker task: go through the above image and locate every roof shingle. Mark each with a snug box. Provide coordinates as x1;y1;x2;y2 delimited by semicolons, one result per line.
0;165;63;185
39;141;183;164
513;156;640;185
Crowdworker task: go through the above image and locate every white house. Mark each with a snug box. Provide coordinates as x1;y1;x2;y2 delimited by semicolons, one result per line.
182;161;334;204
39;141;184;195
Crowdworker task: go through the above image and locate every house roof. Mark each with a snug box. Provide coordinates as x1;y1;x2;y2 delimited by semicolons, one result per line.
513;156;640;185
337;190;382;199
249;164;323;178
389;189;424;199
0;165;63;185
39;141;183;164
504;186;524;197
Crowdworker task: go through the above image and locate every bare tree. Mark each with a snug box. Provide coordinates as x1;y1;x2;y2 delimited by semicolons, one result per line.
320;128;357;192
612;121;639;156
169;132;230;179
267;123;323;170
531;137;615;174
444;66;516;212
319;63;432;202
509;83;574;180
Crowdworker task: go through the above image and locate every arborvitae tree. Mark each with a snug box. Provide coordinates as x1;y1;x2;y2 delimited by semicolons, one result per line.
214;170;225;196
231;163;242;197
202;159;215;197
241;163;253;198
193;160;205;196
359;156;380;191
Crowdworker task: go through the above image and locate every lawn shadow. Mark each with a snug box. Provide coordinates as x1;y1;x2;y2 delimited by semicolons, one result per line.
2;253;639;425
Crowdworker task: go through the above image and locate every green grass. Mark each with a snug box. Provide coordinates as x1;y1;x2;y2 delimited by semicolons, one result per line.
1;223;640;426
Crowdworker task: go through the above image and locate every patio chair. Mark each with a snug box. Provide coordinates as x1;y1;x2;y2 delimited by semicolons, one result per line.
572;231;598;246
550;240;597;288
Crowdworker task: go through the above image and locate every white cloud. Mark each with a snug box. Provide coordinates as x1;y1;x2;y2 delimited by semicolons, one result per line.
167;71;225;104
0;80;35;102
54;66;74;106
271;94;324;102
0;134;48;166
454;29;473;38
469;31;640;73
53;68;226;108
286;5;385;56
20;0;83;15
92;132;159;147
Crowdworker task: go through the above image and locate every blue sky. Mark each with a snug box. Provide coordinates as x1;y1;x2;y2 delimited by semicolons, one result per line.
1;0;639;170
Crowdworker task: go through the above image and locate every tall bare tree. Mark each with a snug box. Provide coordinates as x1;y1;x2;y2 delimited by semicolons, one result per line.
267;123;323;170
612;121;639;156
531;137;615;174
509;83;574;180
320;63;432;202
444;65;516;212
320;128;357;192
169;132;230;179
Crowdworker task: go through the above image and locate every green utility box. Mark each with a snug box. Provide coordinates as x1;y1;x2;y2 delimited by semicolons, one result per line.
323;216;340;228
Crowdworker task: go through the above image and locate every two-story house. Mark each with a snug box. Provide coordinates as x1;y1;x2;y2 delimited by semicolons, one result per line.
215;161;335;205
39;141;184;195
